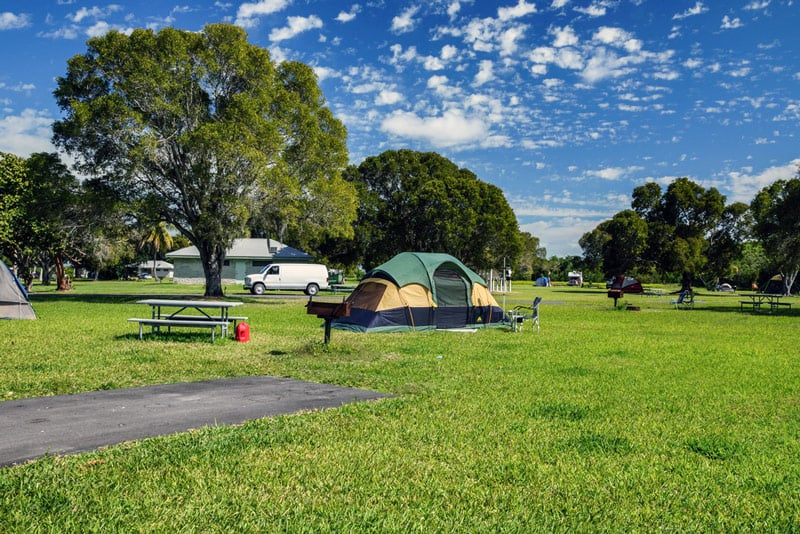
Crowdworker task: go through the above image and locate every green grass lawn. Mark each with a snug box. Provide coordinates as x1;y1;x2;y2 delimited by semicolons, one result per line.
1;282;799;531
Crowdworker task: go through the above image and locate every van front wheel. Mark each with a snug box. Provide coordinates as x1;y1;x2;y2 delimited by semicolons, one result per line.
305;283;319;296
252;283;265;295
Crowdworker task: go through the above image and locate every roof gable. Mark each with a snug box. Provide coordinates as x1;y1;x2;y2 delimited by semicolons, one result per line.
166;238;291;260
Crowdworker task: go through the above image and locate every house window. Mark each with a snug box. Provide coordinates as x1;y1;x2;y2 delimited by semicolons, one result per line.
223;260;230;266
253;260;269;267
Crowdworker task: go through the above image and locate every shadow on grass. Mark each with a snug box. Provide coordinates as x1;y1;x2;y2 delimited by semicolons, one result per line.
29;293;181;304
116;332;233;344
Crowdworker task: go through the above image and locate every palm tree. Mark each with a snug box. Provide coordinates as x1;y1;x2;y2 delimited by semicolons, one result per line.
139;222;174;281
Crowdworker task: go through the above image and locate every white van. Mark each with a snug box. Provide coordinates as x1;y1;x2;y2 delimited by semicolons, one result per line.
243;263;329;296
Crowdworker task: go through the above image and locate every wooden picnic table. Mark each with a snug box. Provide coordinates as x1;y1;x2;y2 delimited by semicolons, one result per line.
739;293;791;313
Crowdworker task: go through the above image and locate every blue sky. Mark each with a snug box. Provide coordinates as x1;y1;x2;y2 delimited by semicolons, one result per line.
1;1;799;257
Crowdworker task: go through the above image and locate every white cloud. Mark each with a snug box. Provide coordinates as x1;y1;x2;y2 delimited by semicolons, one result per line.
520;216;603;256
551;25;578;48
581;48;636;83
85;21;134;37
727;66;751;77
743;0;770;10
673;2;708;20
720;15;743;30
312;65;339;81
0;109;56;156
497;0;537;21
69;5;122;23
683;58;703;69
391;5;419;34
335;5;360;23
37;26;80;39
586;166;642;181
389;44;419;69
726;159;800;203
499;25;526;56
0;12;31;30
375;90;404;106
427;75;461;98
423;56;445;70
474;60;494;86
441;44;458;61
235;0;290;28
269;15;322;42
574;3;606;17
593;27;641;52
447;1;461;20
551;0;570;8
380;109;487;148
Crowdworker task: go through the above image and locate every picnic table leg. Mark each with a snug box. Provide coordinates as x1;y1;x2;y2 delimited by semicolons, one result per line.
324;319;332;344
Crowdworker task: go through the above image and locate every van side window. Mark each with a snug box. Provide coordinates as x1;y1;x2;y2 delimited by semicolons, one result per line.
268;266;280;275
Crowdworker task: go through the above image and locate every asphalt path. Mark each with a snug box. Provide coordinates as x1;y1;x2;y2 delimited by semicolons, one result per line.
0;376;388;467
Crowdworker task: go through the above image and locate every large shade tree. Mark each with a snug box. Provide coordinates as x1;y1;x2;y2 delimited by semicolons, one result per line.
341;149;522;272
53;24;353;296
0;152;27;249
1;153;83;290
20;153;81;290
750;176;800;294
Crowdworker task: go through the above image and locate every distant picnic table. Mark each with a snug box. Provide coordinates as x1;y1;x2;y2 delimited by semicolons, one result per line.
739;293;791;313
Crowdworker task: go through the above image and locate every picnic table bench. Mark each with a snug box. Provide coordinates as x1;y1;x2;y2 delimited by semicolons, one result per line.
128;318;231;342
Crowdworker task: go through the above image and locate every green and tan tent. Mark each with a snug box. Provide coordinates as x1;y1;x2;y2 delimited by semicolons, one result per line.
332;252;506;332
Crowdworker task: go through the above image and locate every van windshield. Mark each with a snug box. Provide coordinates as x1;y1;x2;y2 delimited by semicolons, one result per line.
260;264;274;275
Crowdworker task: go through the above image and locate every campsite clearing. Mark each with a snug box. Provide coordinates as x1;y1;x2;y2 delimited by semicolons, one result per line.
1;283;798;531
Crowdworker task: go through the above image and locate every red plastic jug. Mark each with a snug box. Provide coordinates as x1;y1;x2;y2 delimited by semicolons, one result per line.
235;322;250;342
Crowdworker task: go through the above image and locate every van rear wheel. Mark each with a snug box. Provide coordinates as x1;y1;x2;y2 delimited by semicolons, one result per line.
305;283;319;296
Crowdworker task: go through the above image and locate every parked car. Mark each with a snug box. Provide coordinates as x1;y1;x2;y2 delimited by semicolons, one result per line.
244;263;329;296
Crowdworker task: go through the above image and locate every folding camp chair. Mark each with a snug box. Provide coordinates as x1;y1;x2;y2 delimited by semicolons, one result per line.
510;296;541;332
671;290;694;310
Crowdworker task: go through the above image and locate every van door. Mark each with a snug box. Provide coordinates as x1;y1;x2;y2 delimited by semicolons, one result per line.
264;265;281;289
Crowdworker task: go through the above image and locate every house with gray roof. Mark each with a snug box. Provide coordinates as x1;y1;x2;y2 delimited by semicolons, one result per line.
166;238;313;284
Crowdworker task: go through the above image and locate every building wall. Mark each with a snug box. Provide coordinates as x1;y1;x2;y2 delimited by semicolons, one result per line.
172;258;267;284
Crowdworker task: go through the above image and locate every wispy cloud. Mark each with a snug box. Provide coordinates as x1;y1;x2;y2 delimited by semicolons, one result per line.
673;2;708;20
269;15;322;42
498;0;537;21
391;5;420;34
381;109;487;148
235;0;290;28
0;12;31;30
720;15;743;30
335;4;360;23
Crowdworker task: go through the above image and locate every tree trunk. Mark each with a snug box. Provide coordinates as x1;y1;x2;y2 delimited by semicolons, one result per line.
54;251;72;291
782;269;798;296
40;253;53;285
199;242;226;297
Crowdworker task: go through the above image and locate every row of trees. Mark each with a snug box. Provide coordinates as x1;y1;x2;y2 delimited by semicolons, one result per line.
0;150;191;290
3;24;536;294
578;175;800;294
4;23;795;295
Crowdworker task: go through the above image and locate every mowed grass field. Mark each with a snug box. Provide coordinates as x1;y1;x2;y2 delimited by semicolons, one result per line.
1;281;799;531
